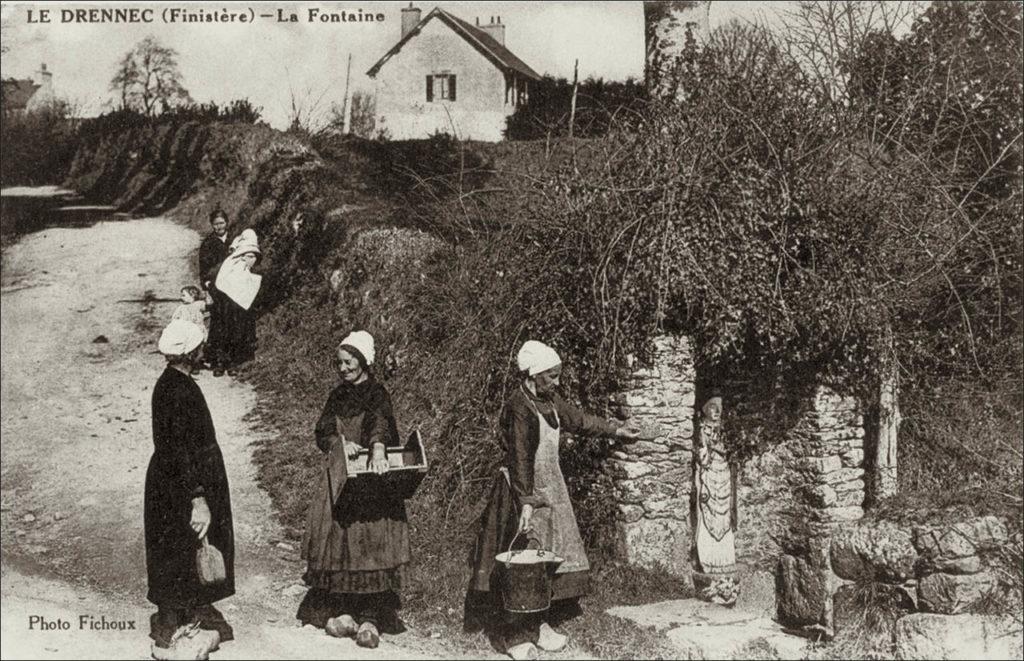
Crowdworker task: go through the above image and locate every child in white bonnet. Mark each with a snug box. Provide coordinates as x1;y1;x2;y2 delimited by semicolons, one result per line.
171;286;210;339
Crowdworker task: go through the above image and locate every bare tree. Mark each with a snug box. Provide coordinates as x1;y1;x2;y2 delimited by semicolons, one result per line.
109;36;192;116
283;67;333;135
781;1;921;114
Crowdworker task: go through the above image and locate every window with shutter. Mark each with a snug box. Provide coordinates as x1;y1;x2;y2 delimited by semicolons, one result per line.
427;74;457;102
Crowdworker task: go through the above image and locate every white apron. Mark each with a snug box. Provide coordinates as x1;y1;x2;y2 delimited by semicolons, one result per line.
524;397;590;576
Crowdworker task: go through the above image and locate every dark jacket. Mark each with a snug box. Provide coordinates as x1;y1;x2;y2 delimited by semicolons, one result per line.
198;233;229;288
501;387;617;506
145;367;234;608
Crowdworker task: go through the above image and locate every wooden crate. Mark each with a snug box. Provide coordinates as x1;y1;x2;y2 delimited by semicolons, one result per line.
335;430;428;501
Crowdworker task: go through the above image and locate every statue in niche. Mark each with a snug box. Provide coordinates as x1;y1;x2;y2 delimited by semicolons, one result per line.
693;393;739;606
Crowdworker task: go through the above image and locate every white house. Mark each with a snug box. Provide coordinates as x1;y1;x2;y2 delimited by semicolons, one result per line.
366;5;540;141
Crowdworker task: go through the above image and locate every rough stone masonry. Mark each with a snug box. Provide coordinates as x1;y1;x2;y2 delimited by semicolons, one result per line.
609;335;868;597
609;335;696;580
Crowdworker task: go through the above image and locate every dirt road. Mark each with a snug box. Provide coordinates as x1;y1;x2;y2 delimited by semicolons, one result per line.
0;212;470;659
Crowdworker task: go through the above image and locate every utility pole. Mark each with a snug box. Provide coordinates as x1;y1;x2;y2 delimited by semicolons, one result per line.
568;58;579;139
342;53;353;134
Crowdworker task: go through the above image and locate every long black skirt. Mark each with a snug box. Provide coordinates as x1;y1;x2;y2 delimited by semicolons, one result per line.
144;450;235;608
207;290;256;369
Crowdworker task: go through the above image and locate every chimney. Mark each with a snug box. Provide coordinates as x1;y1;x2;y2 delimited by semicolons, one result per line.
479;15;505;46
401;3;421;40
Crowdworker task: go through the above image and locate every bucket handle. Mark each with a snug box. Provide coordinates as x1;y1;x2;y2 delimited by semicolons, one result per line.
502;528;550;568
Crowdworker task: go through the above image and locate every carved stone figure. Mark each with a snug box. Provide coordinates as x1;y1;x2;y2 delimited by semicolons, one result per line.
693;395;739;605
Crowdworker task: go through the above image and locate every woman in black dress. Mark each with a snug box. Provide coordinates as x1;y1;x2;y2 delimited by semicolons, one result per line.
146;319;235;656
210;229;262;376
300;330;411;649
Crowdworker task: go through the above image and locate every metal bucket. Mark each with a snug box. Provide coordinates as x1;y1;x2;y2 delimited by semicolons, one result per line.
496;532;563;613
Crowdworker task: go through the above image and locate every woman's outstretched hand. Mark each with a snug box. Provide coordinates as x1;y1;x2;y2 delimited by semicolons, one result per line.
614;424;641;441
370;444;389;475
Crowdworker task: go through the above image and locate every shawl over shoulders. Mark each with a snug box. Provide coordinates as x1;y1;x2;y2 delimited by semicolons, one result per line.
314;379;400;452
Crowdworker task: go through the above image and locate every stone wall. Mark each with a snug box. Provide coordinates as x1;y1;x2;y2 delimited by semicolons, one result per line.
775;386;870;634
777;513;1017;646
790;387;867;535
736;386;868;574
609;335;695;578
736;441;799;569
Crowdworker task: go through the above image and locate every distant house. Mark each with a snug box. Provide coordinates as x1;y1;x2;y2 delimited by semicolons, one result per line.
1;64;55;115
367;5;540;141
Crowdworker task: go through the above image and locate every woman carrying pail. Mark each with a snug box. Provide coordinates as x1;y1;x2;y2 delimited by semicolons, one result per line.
466;340;639;660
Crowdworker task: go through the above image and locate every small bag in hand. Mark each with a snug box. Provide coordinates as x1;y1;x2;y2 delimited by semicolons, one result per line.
195;537;226;586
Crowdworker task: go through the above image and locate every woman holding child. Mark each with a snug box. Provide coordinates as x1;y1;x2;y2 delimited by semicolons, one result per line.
300;331;410;649
467;340;639;660
209;229;263;376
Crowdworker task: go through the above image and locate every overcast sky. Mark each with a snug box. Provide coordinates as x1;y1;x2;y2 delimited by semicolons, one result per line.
1;1;872;129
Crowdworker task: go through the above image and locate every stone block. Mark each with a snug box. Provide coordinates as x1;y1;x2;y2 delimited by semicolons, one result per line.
804;456;842;475
614;477;677;504
834;489;864;508
823;467;865;487
913;516;1009;565
623;391;665;408
835;477;866;496
807;484;837;508
620;440;669;456
894;613;1023;660
609;599;808;661
776;553;830;627
666;439;693;453
616;517;691;576
642;496;688;519
812;416;855;431
840;448;864;467
920;555;983;575
616;504;644;523
820;506;864;523
917;571;997;615
831;521;918;582
615;460;655;480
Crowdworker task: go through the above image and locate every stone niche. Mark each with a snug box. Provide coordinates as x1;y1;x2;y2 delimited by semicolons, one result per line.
608;335;869;603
